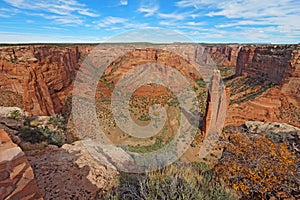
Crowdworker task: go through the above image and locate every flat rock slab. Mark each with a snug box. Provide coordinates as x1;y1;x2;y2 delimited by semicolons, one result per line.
26;141;119;200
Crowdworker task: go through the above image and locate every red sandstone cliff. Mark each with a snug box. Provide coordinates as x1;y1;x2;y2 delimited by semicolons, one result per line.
0;45;93;115
0;44;240;116
227;45;300;127
0;129;43;199
205;44;242;67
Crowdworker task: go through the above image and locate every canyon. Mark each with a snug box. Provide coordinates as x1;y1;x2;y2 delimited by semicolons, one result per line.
0;43;299;199
0;44;239;116
0;43;299;128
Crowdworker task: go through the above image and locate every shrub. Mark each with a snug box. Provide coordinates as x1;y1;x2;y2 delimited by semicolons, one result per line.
18;127;66;147
192;162;211;172
8;110;21;119
104;164;238;200
214;131;298;198
49;114;66;130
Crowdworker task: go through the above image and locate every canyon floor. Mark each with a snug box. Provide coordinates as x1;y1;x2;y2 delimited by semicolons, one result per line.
0;43;299;200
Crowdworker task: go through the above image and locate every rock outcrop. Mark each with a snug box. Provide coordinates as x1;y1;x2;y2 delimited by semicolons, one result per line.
236;45;300;106
245;121;300;160
226;45;300;127
205;44;242;67
0;44;298;129
0;129;43;200
0;44;241;116
26;141;119;200
0;45;94;116
203;70;229;134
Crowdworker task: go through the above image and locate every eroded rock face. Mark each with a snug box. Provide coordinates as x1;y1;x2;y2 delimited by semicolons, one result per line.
0;129;43;200
236;45;300;106
205;44;242;67
0;44;241;116
0;45;94;116
226;45;300;127
203;70;229;134
26;141;119;200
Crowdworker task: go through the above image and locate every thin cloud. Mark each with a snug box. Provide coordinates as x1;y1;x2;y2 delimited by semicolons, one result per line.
120;0;128;6
138;6;159;17
3;0;100;25
175;0;202;8
186;21;204;26
216;20;270;28
98;16;127;27
43;26;67;30
0;7;19;18
78;9;100;17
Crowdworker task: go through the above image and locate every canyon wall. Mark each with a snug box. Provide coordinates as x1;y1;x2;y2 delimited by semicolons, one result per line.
0;129;43;199
226;44;300;127
0;44;240;116
236;45;300;106
204;44;242;67
0;45;93;115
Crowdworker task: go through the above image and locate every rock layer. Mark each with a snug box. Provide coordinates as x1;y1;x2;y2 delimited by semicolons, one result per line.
226;45;300;127
0;45;94;116
0;44;241;116
0;129;43;200
236;45;300;106
26;141;119;200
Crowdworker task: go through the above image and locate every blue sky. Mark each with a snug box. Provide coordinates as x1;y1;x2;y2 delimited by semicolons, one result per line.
0;0;299;43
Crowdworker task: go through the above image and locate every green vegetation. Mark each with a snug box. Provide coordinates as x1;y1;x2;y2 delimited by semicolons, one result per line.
18;126;65;147
226;76;275;105
125;136;169;153
49;114;67;130
8;109;21;120
104;164;238;200
218;66;236;78
138;114;151;121
195;78;207;88
192;162;211;172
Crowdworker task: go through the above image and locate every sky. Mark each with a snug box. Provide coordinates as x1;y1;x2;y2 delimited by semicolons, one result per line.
0;0;299;43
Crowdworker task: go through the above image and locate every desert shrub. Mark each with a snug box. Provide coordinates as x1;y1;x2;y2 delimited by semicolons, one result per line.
104;164;238;200
192;162;211;172
214;131;298;198
49;114;66;130
126;136;168;153
8;109;21;119
18;127;65;147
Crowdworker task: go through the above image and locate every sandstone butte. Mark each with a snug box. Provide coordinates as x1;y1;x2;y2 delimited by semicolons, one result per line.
0;44;299;128
0;129;43;200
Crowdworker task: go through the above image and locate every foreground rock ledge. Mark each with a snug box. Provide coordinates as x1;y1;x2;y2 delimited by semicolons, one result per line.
26;141;119;200
0;129;43;200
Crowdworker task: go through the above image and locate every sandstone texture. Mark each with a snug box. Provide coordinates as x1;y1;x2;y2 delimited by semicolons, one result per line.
205;44;242;67
203;70;228;134
236;45;300;106
227;45;300;128
0;44;240;116
0;129;43;200
0;44;299;129
26;141;119;200
0;45;94;116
